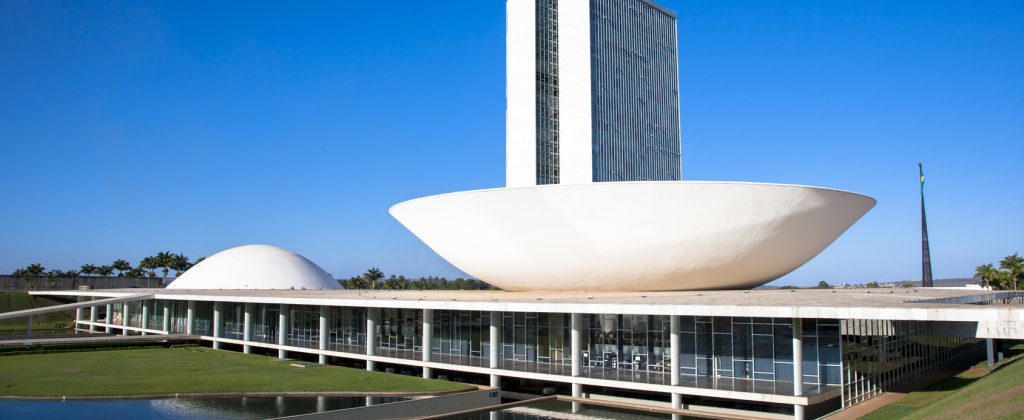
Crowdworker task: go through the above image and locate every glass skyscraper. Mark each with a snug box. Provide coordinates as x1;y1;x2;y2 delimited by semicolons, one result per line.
507;0;681;187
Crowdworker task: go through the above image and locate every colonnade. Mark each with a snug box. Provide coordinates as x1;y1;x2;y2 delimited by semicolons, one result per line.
75;300;826;419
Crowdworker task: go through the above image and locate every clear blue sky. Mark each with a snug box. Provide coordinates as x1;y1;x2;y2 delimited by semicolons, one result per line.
1;1;1021;286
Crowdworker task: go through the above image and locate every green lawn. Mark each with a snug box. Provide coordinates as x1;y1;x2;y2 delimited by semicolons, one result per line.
0;346;472;397
0;292;74;335
862;344;1024;420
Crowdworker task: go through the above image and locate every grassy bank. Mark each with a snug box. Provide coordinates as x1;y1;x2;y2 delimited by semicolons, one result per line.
0;293;73;335
0;346;472;397
862;343;1024;420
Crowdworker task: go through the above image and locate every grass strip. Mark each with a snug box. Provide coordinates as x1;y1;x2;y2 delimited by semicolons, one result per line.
0;346;471;397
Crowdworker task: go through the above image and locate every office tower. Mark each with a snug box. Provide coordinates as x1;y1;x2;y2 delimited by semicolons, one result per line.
507;0;681;187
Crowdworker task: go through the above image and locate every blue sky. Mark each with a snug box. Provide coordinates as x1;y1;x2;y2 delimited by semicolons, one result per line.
1;1;1021;286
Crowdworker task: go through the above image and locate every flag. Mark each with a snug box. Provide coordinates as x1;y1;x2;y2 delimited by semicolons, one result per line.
919;163;925;194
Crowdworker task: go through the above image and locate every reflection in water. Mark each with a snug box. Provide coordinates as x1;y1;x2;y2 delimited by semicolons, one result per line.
0;396;405;420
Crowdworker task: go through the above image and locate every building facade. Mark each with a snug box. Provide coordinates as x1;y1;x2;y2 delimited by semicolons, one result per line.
507;0;682;187
49;288;1019;419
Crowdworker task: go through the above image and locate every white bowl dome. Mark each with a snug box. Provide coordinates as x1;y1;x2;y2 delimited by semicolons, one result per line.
167;245;341;290
390;181;874;292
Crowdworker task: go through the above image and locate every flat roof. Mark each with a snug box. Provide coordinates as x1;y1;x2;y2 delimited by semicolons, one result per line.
33;288;1024;324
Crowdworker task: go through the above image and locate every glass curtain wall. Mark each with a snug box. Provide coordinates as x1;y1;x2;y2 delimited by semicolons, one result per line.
193;301;213;336
144;300;163;331
376;308;421;360
250;303;280;344
126;301;143;328
109;303;124;327
166;300;189;334
582;314;670;383
287;305;320;348
220;302;245;340
500;312;570;373
328;306;365;354
842;319;983;407
433;310;490;367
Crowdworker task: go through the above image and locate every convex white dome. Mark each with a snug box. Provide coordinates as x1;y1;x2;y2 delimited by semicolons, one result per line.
168;245;341;290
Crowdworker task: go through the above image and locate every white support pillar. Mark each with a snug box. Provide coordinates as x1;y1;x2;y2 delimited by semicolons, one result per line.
489;311;501;388
243;303;253;354
422;308;434;378
318;306;329;364
987;338;995;367
141;303;149;335
670;315;682;418
104;303;112;333
793;319;805;420
162;303;170;333
212;302;222;350
366;307;379;371
186;301;195;335
88;302;97;332
571;312;583;413
278;304;289;359
75;307;83;333
121;303;129;335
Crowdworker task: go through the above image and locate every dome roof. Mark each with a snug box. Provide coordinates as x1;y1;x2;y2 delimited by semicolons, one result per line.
167;245;342;290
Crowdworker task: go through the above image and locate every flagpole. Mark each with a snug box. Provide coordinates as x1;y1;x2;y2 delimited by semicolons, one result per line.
920;163;933;287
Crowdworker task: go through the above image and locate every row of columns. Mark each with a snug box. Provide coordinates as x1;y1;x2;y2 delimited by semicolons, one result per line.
77;301;818;419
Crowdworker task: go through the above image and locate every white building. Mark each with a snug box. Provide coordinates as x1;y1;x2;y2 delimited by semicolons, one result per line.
507;0;682;187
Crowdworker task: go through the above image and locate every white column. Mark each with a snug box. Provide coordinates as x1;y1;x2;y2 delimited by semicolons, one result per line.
159;303;167;333
987;338;995;367
793;319;804;420
212;302;222;349
366;307;379;371
505;0;537;187
186;301;195;335
121;303;129;335
75;307;83;333
571;312;583;413
88;302;97;332
243;303;252;354
104;303;112;333
278;304;288;359
141;303;149;335
670;315;682;418
557;0;594;184
489;311;501;387
422;308;433;378
318;306;329;364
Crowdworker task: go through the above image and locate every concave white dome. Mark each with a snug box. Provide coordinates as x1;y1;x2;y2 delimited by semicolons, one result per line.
167;245;341;290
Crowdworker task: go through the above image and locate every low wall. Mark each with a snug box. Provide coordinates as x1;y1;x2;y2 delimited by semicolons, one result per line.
280;388;501;420
0;275;166;291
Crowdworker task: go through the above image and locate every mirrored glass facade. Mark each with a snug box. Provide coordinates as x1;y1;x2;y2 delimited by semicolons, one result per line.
536;0;560;185
86;299;985;414
590;0;681;182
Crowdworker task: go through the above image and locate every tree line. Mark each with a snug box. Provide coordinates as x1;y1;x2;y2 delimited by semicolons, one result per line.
973;253;1023;290
9;251;205;285
338;268;494;290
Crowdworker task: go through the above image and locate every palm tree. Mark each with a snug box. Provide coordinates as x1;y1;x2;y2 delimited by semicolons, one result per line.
999;253;1023;290
363;268;384;290
974;264;998;288
111;259;132;277
155;251;174;283
25;263;45;277
96;265;114;277
80;264;98;276
65;269;80;277
171;253;191;277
